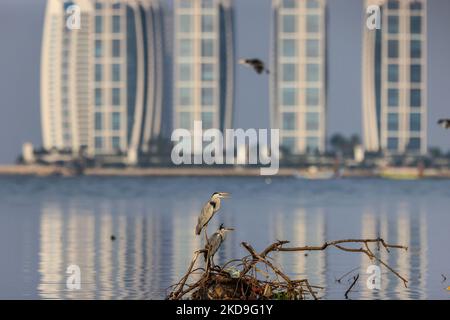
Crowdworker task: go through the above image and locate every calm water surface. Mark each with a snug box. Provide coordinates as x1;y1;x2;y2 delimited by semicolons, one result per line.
0;176;448;299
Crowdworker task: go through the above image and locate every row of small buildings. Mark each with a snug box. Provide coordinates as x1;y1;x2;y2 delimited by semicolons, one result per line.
40;0;428;165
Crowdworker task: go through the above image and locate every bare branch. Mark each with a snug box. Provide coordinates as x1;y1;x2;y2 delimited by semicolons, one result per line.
167;238;407;300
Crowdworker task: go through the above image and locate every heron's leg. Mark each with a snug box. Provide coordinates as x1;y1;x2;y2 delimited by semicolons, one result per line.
205;254;210;273
203;229;212;273
203;228;209;245
206;253;212;274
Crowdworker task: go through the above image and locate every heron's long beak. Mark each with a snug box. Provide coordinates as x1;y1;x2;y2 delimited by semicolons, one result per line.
225;227;235;231
219;192;231;198
238;59;246;65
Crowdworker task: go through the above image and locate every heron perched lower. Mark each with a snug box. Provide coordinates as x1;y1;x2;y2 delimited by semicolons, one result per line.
204;224;234;267
195;192;230;243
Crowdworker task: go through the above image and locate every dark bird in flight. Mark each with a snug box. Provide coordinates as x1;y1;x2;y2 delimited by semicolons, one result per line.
438;119;450;129
239;58;269;74
204;224;234;265
195;192;230;236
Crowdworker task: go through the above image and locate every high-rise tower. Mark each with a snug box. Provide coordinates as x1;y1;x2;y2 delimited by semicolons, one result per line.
40;0;167;164
172;0;235;133
362;0;427;155
271;0;328;155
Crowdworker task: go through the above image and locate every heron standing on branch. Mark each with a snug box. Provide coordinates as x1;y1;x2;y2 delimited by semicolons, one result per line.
195;192;230;241
204;224;234;266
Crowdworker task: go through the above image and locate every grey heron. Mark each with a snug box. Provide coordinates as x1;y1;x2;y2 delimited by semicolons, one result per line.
195;192;230;237
438;119;450;129
204;224;234;266
239;58;269;74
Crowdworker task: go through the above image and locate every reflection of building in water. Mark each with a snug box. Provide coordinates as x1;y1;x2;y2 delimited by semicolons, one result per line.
270;208;327;293
171;199;202;282
360;202;427;299
38;199;182;299
38;197;235;299
67;206;96;299
38;203;64;299
39;201;102;299
98;207;114;299
360;208;389;299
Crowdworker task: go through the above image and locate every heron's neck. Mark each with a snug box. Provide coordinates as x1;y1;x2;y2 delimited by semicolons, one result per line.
211;198;221;211
220;231;227;241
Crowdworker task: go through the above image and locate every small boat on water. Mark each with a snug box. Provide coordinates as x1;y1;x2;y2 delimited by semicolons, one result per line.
380;172;419;180
380;167;420;180
294;166;337;180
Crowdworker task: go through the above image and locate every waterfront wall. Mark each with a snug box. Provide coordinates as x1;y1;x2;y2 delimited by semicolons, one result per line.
0;165;449;178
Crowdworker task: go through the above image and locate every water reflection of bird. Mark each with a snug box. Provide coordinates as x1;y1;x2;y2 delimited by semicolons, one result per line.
239;58;269;74
438;119;450;129
195;192;230;236
204;224;234;265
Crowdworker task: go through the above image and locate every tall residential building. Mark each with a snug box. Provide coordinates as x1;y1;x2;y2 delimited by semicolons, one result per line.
271;0;327;155
40;0;167;164
173;0;235;134
362;0;427;155
40;0;93;154
360;205;427;299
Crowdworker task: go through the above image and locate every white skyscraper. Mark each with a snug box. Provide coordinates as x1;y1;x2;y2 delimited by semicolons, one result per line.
173;0;235;133
271;0;327;155
362;0;427;155
40;0;167;164
41;0;93;154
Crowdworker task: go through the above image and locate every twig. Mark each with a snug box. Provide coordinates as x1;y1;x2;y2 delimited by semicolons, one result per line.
277;238;407;252
344;274;360;299
168;249;206;300
241;242;292;284
335;267;359;283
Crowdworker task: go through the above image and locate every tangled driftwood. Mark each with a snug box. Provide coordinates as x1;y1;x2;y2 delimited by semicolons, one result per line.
167;238;408;300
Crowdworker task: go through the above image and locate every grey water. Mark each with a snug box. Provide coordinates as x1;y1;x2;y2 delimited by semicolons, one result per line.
0;176;448;300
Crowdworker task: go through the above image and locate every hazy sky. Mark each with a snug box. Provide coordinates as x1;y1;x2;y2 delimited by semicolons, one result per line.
0;0;449;164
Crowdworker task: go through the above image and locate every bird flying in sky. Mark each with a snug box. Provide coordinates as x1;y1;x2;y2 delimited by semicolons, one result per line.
437;119;450;129
239;58;269;75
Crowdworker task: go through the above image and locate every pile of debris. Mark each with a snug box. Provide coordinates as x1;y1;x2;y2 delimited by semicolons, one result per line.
167;238;408;300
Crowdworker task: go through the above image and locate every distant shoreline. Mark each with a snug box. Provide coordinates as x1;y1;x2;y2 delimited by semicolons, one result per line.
1;164;450;179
